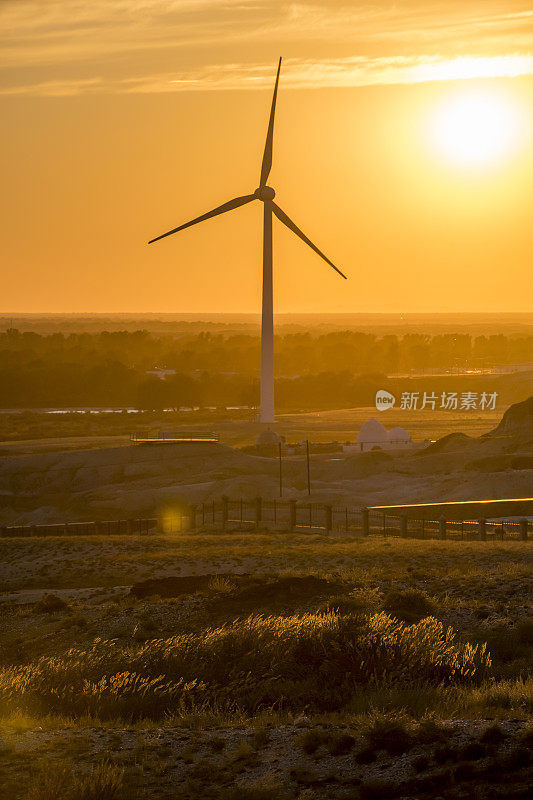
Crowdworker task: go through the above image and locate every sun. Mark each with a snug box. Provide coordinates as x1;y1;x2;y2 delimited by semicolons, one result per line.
426;86;524;170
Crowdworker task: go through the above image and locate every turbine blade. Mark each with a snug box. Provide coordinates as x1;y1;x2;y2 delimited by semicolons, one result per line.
259;57;282;186
272;203;347;279
148;194;256;244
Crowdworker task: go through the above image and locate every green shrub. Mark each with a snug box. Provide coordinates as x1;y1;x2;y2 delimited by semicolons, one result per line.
412;755;430;772
365;718;413;755
454;762;477;782
480;724;506;745
500;747;530;771
515;618;533;646
322;588;381;616
415;718;449;745
382;589;436;624
34;594;69;614
252;728;270;750
434;745;456;764
219;778;294;800
297;729;326;755
354;746;376;764
359;779;399;799
206;735;226;752
519;726;533;747
460;742;487;760
326;732;355;755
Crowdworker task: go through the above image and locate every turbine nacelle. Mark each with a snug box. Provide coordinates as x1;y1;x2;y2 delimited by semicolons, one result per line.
254;185;276;201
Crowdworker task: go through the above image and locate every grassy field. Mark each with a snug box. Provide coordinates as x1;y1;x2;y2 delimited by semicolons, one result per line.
0;531;531;799
0;405;503;454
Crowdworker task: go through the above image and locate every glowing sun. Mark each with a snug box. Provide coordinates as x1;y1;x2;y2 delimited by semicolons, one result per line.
426;87;524;169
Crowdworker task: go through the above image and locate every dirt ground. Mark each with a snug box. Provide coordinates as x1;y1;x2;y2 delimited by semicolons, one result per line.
0;534;531;799
0;405;531;525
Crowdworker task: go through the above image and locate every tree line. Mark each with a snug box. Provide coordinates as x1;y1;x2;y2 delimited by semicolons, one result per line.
0;328;531;408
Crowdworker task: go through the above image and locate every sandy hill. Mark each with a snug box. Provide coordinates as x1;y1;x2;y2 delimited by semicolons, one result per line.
488;396;533;442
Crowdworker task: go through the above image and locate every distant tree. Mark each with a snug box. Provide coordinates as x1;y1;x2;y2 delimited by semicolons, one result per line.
136;377;170;410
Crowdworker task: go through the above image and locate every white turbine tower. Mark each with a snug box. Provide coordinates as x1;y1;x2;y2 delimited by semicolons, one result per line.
148;58;347;424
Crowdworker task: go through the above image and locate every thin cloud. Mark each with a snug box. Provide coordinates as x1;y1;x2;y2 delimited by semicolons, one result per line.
0;77;104;96
1;1;533;96
3;55;533;97
1;2;533;67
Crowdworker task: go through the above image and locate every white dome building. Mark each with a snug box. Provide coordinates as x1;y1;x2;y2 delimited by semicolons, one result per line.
355;418;389;452
342;419;424;454
387;426;412;447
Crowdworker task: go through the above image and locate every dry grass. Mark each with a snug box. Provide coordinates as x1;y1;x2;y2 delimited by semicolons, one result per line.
0;611;491;721
0;534;530;727
1;533;530;592
23;759;124;800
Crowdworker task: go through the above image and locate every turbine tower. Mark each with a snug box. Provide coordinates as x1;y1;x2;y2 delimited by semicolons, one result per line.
148;58;347;424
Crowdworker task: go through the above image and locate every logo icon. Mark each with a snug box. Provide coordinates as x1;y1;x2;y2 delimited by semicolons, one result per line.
375;389;396;411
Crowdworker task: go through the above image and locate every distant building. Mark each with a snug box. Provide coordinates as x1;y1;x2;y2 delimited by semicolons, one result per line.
356;418;390;451
387;426;412;446
145;368;176;380
255;429;282;447
343;418;429;453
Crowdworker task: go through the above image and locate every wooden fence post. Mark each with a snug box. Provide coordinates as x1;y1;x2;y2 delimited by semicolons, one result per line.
520;518;528;541
189;504;197;532
325;505;332;534
222;496;229;531
439;515;447;540
255;496;262;529
289;500;297;531
361;507;369;537
400;514;408;538
478;518;486;541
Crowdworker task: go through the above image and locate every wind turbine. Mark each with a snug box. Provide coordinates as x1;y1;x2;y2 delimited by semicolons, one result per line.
148;57;347;424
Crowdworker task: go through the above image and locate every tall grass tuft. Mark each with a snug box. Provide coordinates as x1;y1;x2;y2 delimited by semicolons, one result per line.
24;760;124;800
0;612;491;720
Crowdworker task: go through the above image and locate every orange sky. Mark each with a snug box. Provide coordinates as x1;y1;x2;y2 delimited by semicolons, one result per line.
1;1;533;312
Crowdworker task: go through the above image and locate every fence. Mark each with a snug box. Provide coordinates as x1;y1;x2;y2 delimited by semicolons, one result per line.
1;518;158;538
1;500;529;541
189;497;529;542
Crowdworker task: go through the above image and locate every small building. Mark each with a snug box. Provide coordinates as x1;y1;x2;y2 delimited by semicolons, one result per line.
355;418;389;452
145;368;177;380
255;429;282;447
387;426;412;448
343;418;428;453
250;428;284;457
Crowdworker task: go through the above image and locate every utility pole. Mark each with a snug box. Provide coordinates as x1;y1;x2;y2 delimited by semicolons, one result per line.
306;439;311;496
